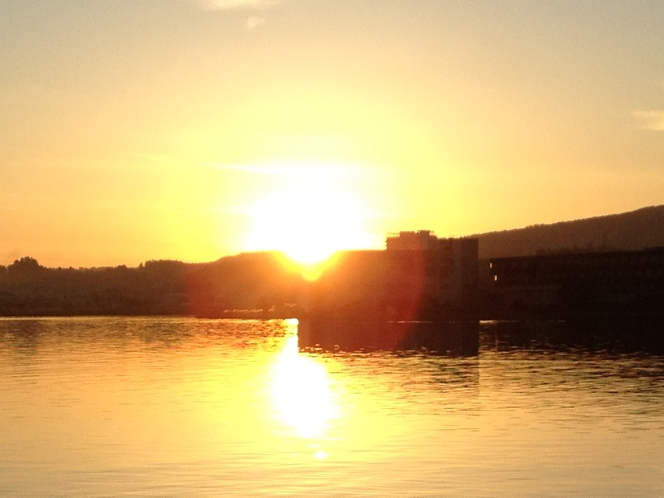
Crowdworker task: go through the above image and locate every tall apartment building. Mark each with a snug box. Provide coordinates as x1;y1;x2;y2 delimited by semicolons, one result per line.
384;231;479;320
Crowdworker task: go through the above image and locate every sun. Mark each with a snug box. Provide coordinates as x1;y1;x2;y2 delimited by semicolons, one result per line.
243;162;375;273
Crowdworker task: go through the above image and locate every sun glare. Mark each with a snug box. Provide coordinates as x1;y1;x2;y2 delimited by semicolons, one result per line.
244;162;375;273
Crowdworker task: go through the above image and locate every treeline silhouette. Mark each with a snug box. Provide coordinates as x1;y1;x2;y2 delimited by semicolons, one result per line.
474;205;664;259
0;254;304;317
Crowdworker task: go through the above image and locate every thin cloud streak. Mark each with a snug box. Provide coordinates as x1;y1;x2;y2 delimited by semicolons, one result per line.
119;151;175;162
208;162;363;180
208;163;292;176
246;16;266;29
193;0;280;11
208;204;253;216
633;110;664;131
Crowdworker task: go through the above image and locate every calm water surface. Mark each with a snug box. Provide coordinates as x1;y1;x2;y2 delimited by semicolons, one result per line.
1;317;663;497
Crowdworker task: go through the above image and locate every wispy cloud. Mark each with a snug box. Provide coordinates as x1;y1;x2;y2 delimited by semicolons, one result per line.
0;83;85;109
208;163;290;176
208;162;362;180
193;0;279;11
119;151;175;162
633;110;664;131
246;16;266;29
209;204;254;216
189;0;278;30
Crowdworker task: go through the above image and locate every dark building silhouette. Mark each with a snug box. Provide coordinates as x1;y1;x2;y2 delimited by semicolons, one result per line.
489;248;664;318
385;231;478;320
299;231;479;321
298;231;480;353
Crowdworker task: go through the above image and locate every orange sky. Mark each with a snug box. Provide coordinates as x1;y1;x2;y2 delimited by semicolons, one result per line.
1;0;663;267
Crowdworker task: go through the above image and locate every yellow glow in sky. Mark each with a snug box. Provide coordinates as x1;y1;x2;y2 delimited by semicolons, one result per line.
243;162;376;266
1;1;663;266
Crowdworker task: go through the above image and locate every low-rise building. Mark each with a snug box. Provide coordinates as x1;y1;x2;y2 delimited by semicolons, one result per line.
489;248;664;316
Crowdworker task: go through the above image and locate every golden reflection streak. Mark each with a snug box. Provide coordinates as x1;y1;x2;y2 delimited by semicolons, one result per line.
269;334;340;441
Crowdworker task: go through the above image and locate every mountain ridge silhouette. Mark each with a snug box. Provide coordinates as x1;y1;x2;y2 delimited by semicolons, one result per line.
471;205;664;259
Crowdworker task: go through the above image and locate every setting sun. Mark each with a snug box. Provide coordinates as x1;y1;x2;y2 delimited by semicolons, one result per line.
243;162;377;268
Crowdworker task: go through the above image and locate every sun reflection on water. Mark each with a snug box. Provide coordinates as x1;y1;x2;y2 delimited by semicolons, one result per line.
270;335;340;440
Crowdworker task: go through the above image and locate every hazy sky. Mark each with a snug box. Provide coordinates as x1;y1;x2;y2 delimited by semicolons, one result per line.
2;0;663;266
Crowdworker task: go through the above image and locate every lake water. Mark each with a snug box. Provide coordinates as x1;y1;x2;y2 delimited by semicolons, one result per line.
1;317;663;497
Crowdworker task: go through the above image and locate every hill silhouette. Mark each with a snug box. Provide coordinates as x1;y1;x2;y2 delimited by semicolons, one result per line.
0;252;303;317
472;205;664;259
